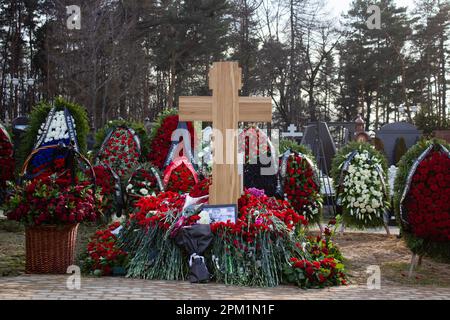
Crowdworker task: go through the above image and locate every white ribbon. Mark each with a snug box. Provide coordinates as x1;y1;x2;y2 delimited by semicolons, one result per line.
189;253;205;267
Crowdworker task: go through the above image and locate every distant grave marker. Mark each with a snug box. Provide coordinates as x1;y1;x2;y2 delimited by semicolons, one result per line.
376;122;421;166
281;124;303;139
301;122;336;174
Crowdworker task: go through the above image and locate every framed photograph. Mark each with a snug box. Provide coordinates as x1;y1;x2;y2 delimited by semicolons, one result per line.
202;204;237;224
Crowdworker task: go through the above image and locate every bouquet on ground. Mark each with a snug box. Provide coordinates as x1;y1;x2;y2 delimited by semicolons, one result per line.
209;189;309;287
82;221;128;276
284;219;347;288
332;142;390;229
115;181;347;289
118;192;195;280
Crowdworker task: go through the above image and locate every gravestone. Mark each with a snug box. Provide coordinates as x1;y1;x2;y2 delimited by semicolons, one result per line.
301;122;336;174
376;122;421;166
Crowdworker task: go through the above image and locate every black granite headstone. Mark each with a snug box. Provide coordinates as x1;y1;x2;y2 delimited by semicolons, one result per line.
301;122;336;174
376;122;421;166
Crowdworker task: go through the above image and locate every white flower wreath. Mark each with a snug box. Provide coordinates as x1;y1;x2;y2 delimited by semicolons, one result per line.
338;149;389;227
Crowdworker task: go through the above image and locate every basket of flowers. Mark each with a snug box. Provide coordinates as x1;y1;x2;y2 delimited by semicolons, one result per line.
2;144;102;274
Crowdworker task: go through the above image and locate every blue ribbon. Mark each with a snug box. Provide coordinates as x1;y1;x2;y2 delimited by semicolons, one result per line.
163;121;197;170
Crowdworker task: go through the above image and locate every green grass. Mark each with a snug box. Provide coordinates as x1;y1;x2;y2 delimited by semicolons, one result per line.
0;221;99;277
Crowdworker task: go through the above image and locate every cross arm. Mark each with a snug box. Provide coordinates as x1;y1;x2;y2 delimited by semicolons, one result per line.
179;96;272;122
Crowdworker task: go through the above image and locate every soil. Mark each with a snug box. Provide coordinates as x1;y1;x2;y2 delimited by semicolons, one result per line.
334;232;450;287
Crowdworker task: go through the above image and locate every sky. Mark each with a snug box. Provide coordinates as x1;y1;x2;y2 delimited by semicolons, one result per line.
327;0;417;17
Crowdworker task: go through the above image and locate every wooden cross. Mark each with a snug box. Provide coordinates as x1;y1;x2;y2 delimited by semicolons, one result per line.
179;61;272;205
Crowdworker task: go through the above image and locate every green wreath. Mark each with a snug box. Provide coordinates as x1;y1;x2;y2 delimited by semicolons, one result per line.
331;142;390;229
393;138;450;260
18;97;89;169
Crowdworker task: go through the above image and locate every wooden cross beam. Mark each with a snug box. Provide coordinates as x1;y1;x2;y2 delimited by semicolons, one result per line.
179;61;272;206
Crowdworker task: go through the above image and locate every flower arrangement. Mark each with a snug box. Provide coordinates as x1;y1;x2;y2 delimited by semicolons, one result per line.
18;97;89;170
189;177;211;198
147;109;195;170
394;139;450;258
118;192;193;280
125;163;164;207
112;178;347;288
95;127;141;178
82;221;128;276
163;157;198;194
94;119;149;162
93;164;122;218
0;124;14;191
331;142;390;228
209;190;310;287
239;127;278;196
2;171;101;226
282;152;322;224
283;219;346;288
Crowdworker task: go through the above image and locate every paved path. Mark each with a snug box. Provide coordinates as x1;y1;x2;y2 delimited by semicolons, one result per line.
0;275;449;300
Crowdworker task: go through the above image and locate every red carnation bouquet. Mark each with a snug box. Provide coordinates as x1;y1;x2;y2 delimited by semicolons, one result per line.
0;126;14;189
283;154;322;224
82;221;128;276
3;171;102;226
189;178;211;198
148;113;195;169
97;127;140;177
406;151;450;242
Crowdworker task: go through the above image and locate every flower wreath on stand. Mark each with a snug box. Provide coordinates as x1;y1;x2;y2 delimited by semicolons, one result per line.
163;156;198;194
125;162;164;209
93;164;124;220
0;123;14;203
95;125;142;178
147;109;195;170
331;142;390;230
276;143;322;225
394;139;450;260
18;97;89;175
239;127;278;197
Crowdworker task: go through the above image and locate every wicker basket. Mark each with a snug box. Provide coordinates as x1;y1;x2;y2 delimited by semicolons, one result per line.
25;224;79;274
